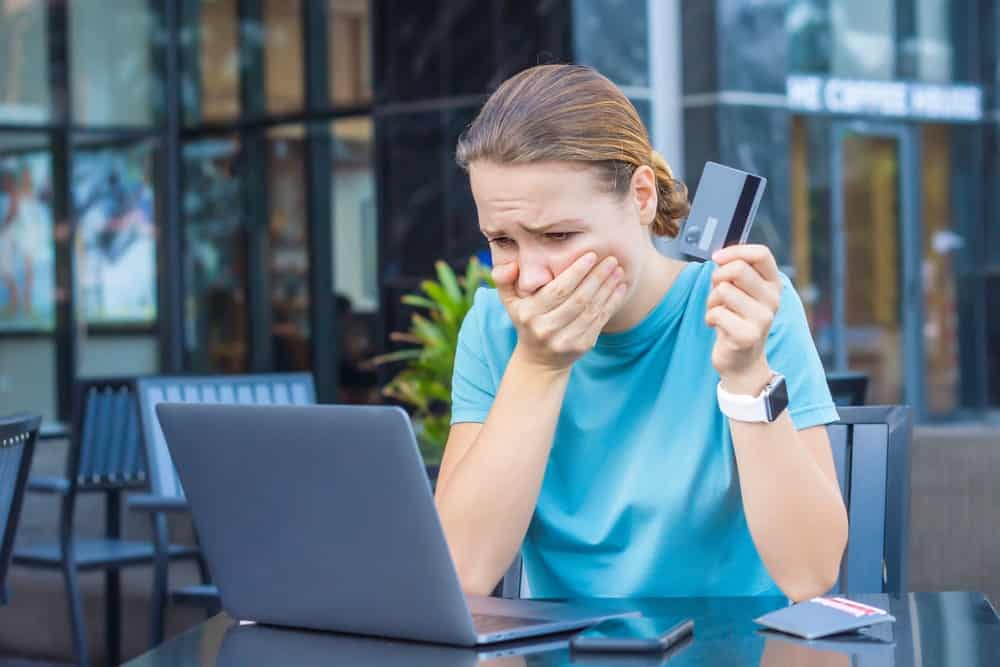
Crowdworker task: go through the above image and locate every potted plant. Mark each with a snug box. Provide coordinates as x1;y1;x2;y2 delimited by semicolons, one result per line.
371;257;493;471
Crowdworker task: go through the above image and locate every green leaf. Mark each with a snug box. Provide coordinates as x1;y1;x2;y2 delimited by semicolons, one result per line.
363;255;492;458
463;257;483;304
401;295;439;311
435;260;463;303
369;349;422;365
411;314;448;349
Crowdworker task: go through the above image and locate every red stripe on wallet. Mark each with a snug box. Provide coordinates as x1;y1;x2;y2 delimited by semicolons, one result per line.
811;597;888;617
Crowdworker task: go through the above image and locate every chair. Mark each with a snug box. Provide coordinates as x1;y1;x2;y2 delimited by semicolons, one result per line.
12;379;199;667
827;371;869;406
1;414;40;606
501;405;912;598
129;373;316;648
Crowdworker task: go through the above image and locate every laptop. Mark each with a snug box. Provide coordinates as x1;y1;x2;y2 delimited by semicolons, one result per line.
218;619;572;666
156;402;635;645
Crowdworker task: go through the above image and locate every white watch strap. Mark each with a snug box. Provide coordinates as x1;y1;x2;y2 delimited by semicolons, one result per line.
716;380;770;423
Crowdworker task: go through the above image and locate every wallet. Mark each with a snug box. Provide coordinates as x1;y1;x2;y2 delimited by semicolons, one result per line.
753;596;895;640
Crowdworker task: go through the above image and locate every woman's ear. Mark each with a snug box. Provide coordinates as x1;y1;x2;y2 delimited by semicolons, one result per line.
630;165;658;227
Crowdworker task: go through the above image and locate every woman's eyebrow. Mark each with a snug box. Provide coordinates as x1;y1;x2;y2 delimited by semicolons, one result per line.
481;219;585;236
523;218;585;232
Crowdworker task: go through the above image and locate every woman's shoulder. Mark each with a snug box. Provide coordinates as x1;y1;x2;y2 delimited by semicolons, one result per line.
463;286;517;343
469;286;507;323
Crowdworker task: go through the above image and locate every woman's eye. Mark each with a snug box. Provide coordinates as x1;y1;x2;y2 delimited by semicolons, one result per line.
489;237;514;248
544;232;574;242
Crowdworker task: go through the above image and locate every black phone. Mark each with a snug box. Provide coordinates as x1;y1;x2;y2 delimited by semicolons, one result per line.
570;616;694;653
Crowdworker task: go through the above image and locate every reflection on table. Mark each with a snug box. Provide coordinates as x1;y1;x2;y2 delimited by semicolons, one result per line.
122;592;1000;667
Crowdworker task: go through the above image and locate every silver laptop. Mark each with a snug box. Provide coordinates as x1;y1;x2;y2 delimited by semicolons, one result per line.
218;619;571;666
156;402;634;645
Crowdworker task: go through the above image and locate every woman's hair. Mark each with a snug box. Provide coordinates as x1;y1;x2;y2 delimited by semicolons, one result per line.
456;64;689;238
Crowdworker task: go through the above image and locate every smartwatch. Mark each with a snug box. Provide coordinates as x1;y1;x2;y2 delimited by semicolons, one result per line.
716;373;789;423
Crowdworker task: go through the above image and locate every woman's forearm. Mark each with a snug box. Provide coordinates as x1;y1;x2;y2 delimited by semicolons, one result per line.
729;410;849;602
435;345;572;595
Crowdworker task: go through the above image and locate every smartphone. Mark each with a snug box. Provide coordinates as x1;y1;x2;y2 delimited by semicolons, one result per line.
569;616;694;653
676;161;767;262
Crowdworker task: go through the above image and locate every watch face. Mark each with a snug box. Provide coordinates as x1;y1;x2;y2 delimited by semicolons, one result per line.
766;376;789;421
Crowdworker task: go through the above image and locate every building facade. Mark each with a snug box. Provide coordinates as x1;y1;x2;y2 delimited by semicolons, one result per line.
0;0;996;423
679;0;997;420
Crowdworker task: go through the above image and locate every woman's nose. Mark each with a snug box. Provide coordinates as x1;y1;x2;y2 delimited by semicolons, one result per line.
517;258;552;296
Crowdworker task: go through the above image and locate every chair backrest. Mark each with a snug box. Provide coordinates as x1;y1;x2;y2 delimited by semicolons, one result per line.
69;377;146;490
0;413;40;604
828;405;911;594
135;373;316;499
826;372;869;406
501;404;912;599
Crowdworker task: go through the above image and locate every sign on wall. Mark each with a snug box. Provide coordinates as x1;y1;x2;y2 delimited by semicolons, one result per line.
787;75;983;122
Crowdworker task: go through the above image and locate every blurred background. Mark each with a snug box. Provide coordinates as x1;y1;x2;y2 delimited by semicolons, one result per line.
1;0;998;424
0;0;998;664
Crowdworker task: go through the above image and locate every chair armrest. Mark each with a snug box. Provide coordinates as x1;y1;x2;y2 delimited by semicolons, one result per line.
128;494;190;514
27;476;70;495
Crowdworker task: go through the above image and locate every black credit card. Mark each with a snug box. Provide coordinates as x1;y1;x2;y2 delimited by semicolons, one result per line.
676;161;767;261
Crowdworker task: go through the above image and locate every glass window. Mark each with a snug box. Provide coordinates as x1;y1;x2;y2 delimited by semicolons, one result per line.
901;0;952;82
841;133;904;405
0;1;50;123
899;1;978;82
787;0;835;75
830;0;896;80
572;0;650;88
379;111;444;278
331;117;378;403
717;0;787;94
182;0;241;125
0;338;57;419
182;137;247;372
788;0;895;79
0;133;55;332
329;0;372;106
264;0;304;114
989;129;1000;270
789;0;977;82
267;125;310;371
790;116;835;365
919;124;959;414
70;0;161;126
73;137;159;326
987;275;1000;408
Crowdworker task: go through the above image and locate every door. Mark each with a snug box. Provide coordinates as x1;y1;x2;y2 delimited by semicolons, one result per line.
829;122;924;414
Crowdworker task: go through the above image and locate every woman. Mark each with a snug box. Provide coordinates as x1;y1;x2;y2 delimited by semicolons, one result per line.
434;64;847;602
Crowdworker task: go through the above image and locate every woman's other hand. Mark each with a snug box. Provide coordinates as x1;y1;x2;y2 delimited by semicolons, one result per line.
705;244;784;394
492;252;628;372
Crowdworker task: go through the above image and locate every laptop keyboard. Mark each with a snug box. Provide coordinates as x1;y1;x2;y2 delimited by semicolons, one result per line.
472;613;551;634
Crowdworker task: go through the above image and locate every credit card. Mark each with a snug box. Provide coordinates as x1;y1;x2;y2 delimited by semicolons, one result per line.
676;161;767;261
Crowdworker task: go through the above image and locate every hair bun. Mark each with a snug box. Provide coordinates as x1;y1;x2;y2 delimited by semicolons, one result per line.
648;150;689;238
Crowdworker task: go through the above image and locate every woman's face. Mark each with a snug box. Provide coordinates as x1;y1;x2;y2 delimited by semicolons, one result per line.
469;160;657;299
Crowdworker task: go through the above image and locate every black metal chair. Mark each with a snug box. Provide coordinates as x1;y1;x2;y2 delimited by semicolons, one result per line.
130;373;316;648
827;371;869;406
501;405;912;598
12;379;199;667
1;413;40;606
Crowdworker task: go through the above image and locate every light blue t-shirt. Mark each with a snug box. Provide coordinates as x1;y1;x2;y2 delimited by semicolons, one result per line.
450;261;839;598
